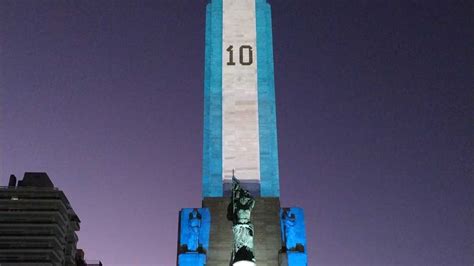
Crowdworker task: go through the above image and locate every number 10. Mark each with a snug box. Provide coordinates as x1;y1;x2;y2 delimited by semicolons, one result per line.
226;45;253;66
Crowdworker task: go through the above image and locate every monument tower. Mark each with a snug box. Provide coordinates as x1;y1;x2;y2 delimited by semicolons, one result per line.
177;1;308;265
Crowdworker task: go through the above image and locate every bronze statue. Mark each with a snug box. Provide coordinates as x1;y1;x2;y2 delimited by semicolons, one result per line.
228;176;256;264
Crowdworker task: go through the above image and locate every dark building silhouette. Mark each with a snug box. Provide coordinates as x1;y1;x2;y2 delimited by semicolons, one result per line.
0;172;100;266
75;249;103;266
76;249;87;266
85;260;103;266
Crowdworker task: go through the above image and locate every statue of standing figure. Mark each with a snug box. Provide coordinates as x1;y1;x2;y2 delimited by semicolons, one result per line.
282;208;297;250
228;176;256;265
187;208;202;252
281;208;306;253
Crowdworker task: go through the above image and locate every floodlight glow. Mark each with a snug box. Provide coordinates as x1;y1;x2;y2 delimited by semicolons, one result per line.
233;261;256;266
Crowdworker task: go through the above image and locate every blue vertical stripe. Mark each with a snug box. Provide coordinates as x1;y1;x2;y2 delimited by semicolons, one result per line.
202;0;223;197
256;0;280;197
202;4;211;198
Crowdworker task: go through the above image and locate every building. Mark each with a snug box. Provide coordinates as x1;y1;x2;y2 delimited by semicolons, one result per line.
85;260;103;266
177;1;308;265
0;172;99;266
75;249;103;266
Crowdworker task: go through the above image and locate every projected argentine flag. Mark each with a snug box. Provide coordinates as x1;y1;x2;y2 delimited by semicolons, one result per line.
202;0;279;198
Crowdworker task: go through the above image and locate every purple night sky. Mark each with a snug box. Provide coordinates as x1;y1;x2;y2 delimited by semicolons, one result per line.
1;0;472;265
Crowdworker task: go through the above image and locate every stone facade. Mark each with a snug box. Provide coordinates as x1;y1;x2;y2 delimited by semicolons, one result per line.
222;0;261;185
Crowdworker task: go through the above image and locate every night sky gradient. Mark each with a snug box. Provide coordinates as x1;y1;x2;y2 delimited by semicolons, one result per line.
1;0;472;265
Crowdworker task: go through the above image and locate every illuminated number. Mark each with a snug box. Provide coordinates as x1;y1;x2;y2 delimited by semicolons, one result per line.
226;45;236;65
226;45;253;66
239;45;253;65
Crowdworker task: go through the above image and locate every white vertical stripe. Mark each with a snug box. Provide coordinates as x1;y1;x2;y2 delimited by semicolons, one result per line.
222;0;260;183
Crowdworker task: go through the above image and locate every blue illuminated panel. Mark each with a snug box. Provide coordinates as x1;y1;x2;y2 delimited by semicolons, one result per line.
178;253;206;266
287;252;308;266
202;0;223;197
256;0;280;197
178;208;210;266
179;208;211;253
280;208;308;265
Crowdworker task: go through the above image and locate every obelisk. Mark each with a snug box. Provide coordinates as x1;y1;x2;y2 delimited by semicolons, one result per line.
202;0;280;198
177;1;308;265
